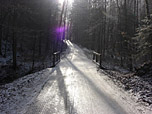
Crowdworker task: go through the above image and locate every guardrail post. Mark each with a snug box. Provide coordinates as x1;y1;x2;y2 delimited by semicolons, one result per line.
93;51;102;67
59;53;60;61
52;51;60;67
53;53;55;67
96;55;98;62
99;54;102;68
93;53;95;60
58;53;59;61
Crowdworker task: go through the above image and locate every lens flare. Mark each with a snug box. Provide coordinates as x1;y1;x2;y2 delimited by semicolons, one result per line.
56;26;67;33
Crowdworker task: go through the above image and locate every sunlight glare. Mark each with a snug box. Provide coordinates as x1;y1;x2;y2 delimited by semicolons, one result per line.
58;0;73;4
66;68;73;76
66;40;73;46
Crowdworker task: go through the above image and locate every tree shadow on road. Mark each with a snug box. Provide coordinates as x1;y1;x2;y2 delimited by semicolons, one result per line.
56;66;78;114
65;57;128;114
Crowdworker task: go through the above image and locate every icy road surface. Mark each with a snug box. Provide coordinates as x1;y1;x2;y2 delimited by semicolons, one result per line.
23;41;150;114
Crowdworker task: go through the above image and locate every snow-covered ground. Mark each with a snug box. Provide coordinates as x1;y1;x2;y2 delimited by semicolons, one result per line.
82;46;152;107
0;41;151;114
0;68;56;114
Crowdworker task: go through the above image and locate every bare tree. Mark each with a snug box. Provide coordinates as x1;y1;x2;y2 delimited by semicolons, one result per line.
145;0;150;19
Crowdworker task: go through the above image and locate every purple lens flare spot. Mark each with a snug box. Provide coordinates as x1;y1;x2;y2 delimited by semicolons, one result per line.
55;26;68;40
56;26;68;33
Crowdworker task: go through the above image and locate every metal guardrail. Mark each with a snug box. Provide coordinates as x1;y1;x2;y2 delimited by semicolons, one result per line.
93;51;102;67
52;51;60;67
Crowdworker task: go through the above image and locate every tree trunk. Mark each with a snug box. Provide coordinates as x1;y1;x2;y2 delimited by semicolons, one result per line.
4;27;9;58
32;36;36;71
39;33;42;56
0;26;2;55
145;0;150;19
12;30;17;70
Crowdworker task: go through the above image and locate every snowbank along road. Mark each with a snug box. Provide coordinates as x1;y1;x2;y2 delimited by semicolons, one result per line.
1;41;151;114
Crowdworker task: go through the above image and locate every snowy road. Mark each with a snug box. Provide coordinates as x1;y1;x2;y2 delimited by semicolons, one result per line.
23;41;148;114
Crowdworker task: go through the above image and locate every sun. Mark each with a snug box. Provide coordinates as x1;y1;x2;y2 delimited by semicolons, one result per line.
58;0;64;4
58;0;73;4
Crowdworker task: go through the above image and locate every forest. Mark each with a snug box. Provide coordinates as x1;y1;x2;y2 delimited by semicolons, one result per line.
0;0;152;83
71;0;152;71
0;0;152;113
0;0;152;85
0;0;67;84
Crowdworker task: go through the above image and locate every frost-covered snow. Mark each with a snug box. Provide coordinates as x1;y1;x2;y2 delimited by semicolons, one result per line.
82;45;152;107
0;68;56;114
0;40;151;114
